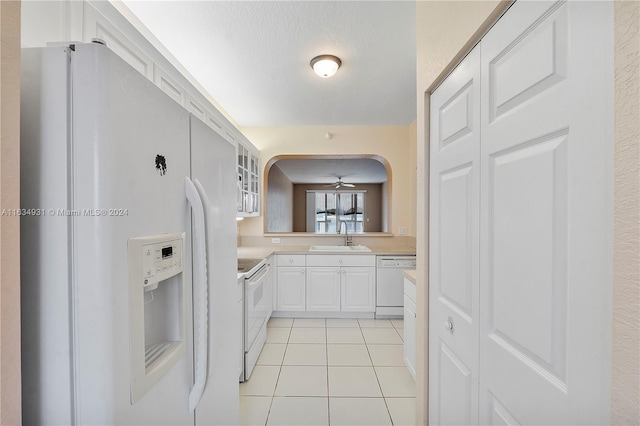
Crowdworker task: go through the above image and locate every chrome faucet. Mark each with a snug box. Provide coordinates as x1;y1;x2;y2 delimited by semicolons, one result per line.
338;221;353;246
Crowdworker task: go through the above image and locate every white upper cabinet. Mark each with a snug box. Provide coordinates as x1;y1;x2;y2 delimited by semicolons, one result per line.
237;142;260;216
22;0;259;156
154;66;186;106
185;92;207;123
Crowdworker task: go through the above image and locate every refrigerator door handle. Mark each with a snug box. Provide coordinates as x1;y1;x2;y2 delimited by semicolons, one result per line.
185;176;209;413
193;178;215;384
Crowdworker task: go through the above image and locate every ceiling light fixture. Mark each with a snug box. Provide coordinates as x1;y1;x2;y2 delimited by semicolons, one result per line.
310;55;341;78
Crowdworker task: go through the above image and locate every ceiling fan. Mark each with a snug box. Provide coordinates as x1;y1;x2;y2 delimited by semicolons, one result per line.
323;177;355;189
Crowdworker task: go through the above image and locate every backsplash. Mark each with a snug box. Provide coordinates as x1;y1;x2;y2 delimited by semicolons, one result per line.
239;234;416;249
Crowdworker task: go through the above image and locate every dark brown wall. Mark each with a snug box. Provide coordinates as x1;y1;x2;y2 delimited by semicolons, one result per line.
292;184;383;232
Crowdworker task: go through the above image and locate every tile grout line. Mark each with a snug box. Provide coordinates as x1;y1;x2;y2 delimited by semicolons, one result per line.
361;319;396;426
257;319;407;425
263;322;292;426
325;320;331;426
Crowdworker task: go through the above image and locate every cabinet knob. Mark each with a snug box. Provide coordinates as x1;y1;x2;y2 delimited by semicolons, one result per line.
289;258;294;263
338;259;343;264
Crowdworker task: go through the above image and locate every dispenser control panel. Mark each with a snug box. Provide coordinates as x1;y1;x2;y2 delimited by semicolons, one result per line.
128;233;184;291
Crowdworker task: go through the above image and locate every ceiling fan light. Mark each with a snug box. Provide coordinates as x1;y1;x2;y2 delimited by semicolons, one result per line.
311;55;341;78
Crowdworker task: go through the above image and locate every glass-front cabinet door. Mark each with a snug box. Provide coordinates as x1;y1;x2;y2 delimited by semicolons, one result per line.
237;142;260;217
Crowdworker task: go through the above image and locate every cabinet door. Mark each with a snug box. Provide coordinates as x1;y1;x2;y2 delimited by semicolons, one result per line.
306;267;341;312
404;295;417;380
83;5;154;80
237;144;249;213
250;153;260;214
276;267;306;311
341;267;375;312
236;142;260;217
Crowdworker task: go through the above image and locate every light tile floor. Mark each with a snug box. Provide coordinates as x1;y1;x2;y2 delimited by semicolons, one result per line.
240;318;415;426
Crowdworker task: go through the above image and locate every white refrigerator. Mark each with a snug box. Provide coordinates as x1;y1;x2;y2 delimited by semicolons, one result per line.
20;42;239;425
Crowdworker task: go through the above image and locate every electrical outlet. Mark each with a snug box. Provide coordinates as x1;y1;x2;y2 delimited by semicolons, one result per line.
272;238;281;244
399;227;407;235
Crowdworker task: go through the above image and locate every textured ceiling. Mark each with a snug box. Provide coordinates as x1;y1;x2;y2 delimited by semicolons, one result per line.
272;158;388;184
121;1;417;127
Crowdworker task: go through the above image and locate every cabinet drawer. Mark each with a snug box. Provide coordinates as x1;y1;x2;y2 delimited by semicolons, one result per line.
277;254;306;267
306;254;375;267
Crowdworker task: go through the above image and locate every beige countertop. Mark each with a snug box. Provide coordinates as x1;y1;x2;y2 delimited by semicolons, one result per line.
238;245;416;260
403;269;417;284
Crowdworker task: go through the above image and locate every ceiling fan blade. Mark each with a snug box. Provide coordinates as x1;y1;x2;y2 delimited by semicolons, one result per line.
322;178;355;189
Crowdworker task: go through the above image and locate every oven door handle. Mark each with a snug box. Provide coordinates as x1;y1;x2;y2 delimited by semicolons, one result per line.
246;265;268;285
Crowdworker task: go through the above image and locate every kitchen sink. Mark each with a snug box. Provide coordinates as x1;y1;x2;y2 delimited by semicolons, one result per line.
309;245;372;252
349;245;372;251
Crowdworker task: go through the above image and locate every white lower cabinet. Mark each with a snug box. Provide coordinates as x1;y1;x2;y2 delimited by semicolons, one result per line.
306;267;341;311
275;254;376;315
276;255;306;311
306;266;375;312
341;267;375;312
276;267;306;311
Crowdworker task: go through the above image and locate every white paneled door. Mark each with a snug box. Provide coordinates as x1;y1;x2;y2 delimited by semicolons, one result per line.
429;46;481;426
479;1;612;424
429;1;613;424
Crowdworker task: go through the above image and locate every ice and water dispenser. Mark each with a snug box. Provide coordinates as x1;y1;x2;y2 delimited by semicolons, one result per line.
128;233;185;403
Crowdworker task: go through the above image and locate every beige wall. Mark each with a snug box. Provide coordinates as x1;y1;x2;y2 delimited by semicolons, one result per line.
407;120;417;239
0;1;21;424
416;0;639;424
240;125;416;240
612;0;640;423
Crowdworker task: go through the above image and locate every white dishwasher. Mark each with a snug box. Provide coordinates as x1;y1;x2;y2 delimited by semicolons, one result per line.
375;255;416;317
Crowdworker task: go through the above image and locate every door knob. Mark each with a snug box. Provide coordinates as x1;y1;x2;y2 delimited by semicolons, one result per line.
445;317;454;333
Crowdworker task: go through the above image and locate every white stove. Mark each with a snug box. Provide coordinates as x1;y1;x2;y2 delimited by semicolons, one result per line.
238;258;271;381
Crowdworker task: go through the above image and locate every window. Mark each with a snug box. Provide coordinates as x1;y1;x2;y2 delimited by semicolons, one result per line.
307;191;365;233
